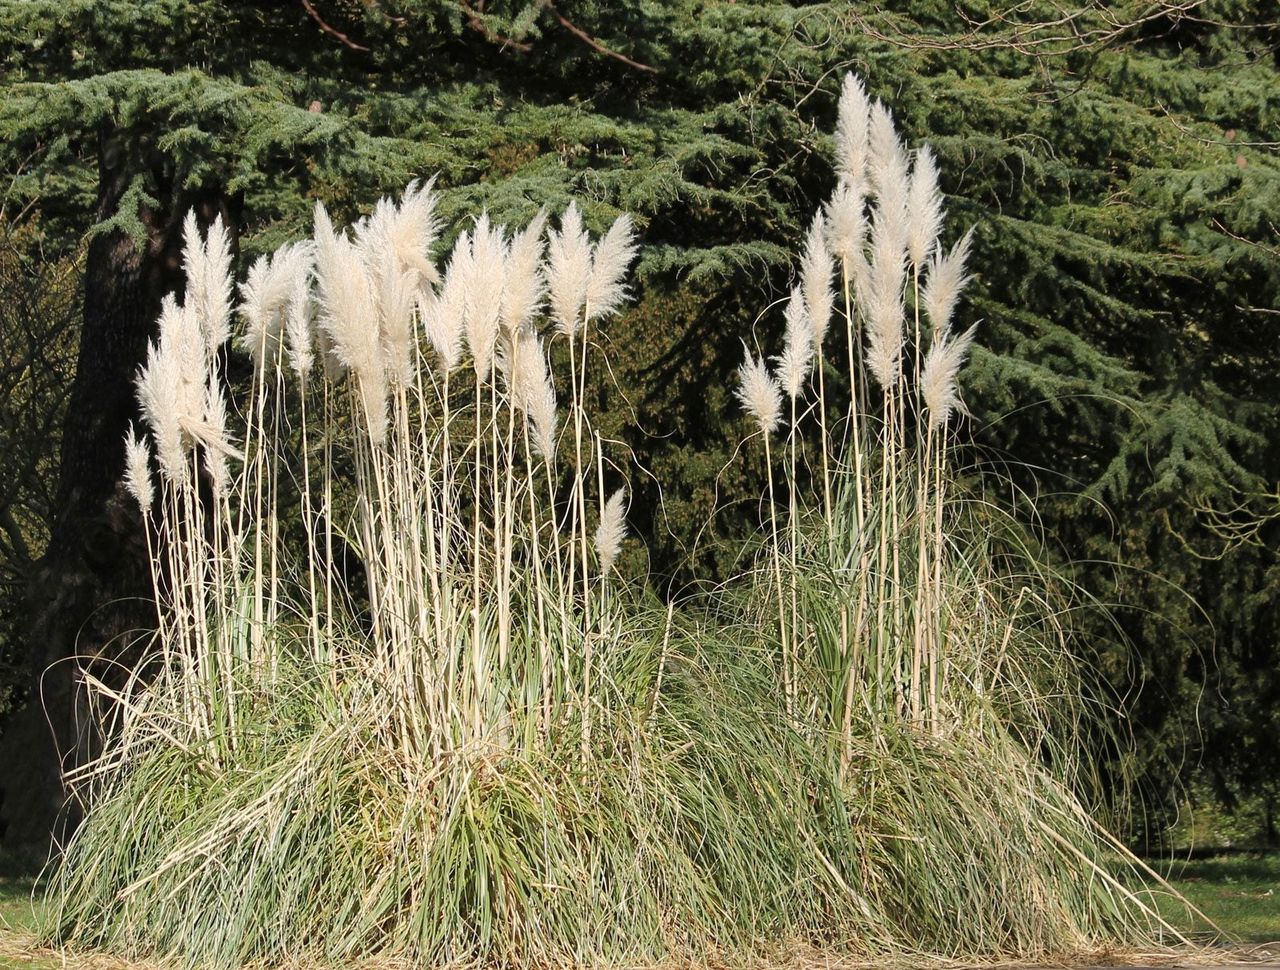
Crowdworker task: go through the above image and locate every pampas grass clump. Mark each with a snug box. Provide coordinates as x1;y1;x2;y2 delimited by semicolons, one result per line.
41;74;1193;968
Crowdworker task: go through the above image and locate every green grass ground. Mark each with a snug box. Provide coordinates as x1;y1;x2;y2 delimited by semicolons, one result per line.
1;850;1277;966
1153;854;1280;945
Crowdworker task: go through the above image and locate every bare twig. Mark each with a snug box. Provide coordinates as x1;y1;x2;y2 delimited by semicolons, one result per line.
300;0;370;52
547;1;658;73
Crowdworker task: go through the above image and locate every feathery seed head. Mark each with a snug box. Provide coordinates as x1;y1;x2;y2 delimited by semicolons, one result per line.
465;214;507;380
311;202;389;442
389;178;442;287
774;286;813;400
585;212;637;323
825;180;867;268
501;325;559;461
922;227;974;341
864;151;911;389
285;266;314;377
201;379;232;497
920;323;978;431
735;345;783;436
801;212;835;347
907;146;944;268
527;371;558;462
868;100;908;198
547;201;592;335
423;231;471;373
595;487;628;576
836;73;872;186
199;216;234;356
122;426;154;514
136;328;187;484
500;209;548;335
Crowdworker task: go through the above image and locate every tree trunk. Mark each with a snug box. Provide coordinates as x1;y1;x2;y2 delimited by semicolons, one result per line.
0;128;235;851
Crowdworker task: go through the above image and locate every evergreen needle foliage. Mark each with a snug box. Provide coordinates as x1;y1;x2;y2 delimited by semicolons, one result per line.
39;74;1202;968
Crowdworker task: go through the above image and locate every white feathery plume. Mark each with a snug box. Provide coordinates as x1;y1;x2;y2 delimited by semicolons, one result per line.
774;286;812;400
136;313;187;483
801;212;834;348
380;267;418;387
735;346;783;436
922;228;974;340
389;178;441;287
500;209;548;336
180;213;212;355
423;231;471;372
585;212;637;323
285;265;314;378
547;200;592;335
906;146;944;269
595;487;628;576
868;100;907;197
201;378;232;497
238;253;274;365
199;215;234;354
311;201;388;444
864;140;911;389
526;367;558;462
317;326;347;383
122;425;154;514
920;324;978;431
824;179;867;267
503;324;559;461
465;213;506;379
835;73;872;186
238;241;313;370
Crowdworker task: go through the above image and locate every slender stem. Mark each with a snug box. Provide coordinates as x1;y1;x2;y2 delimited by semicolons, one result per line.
763;430;791;717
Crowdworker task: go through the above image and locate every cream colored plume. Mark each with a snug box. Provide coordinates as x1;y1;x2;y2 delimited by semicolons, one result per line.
466;214;506;379
500;210;548;336
547;201;592;335
311;201;388;445
238;241;313;370
422;231;470;373
920;323;978;431
201;378;232;497
922;228;973;340
735;346;783;436
801;212;834;348
122;425;154;514
864;185;909;389
868;100;909;200
182;211;234;358
835;73;871;186
774;286;812;400
285;267;314;377
136;296;203;483
387;179;441;287
501;325;559;461
585;213;638;323
595;487;628;576
825;180;867;267
907;146;944;269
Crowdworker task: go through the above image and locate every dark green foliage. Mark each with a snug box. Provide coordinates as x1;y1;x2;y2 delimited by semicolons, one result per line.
1;0;1277;842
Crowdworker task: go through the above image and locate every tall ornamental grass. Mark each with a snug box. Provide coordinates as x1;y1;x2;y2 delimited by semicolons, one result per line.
41;74;1194;967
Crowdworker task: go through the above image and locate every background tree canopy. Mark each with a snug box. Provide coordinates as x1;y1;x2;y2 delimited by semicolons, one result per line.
0;0;1277;847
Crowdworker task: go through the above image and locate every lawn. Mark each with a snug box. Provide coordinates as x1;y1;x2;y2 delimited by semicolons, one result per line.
0;850;1277;966
1152;853;1280;945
